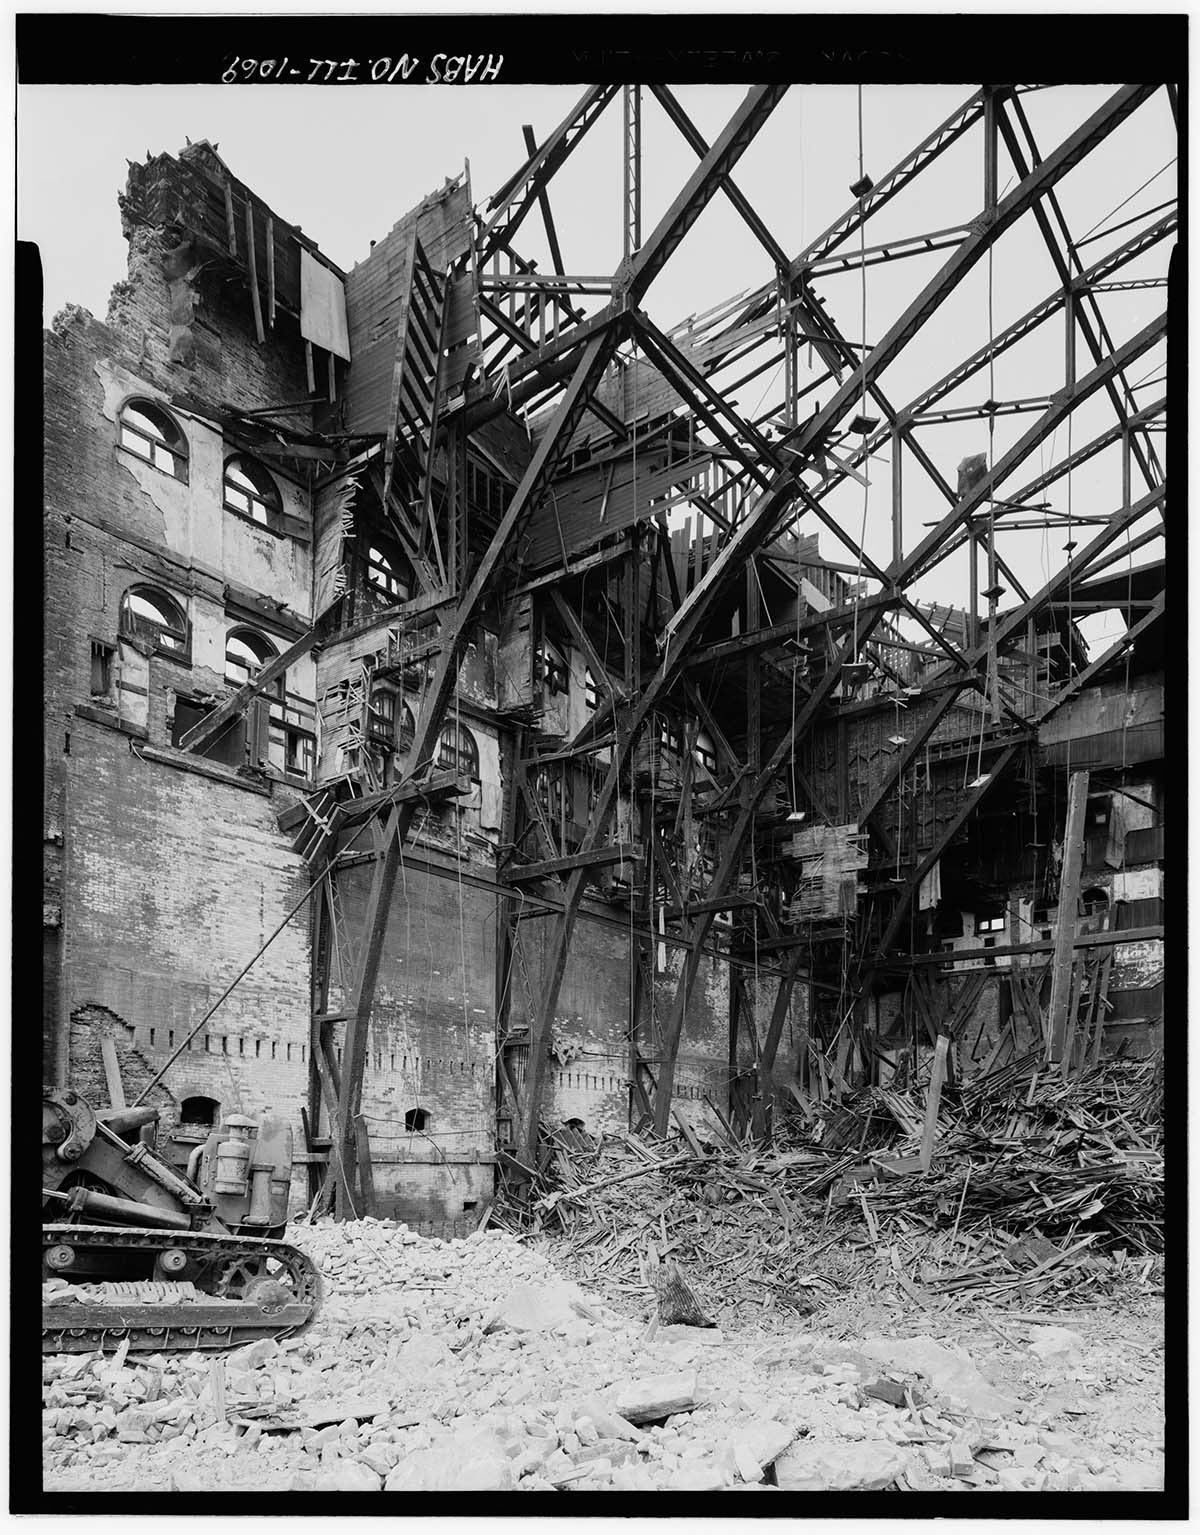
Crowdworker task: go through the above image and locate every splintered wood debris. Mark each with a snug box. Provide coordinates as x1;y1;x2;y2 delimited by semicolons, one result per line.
496;1055;1162;1320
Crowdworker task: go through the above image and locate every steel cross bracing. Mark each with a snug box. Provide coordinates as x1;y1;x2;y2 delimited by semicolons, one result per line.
304;81;1169;1199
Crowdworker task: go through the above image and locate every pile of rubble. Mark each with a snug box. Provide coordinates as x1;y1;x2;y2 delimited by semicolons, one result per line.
42;1217;1163;1493
518;1056;1163;1323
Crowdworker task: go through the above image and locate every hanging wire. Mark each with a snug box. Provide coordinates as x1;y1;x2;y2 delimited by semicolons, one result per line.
851;83;870;658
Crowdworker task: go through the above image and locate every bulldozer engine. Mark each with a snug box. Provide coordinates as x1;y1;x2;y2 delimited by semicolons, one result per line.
42;1086;322;1354
195;1114;294;1238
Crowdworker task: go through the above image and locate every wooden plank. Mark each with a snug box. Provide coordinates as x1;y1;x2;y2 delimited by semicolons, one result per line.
176;615;327;754
305;339;316;395
501;841;644;885
919;1033;950;1172
223;180;237;256
245;200;265;344
99;1036;126;1109
354;1115;376;1217
265;215;276;327
896;924;1162;967
1048;770;1090;1062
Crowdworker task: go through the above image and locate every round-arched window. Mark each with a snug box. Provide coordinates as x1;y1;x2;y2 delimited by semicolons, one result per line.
179;1095;220;1128
224;455;283;530
225;627;283;697
119;399;188;481
366;544;411;603
437;721;479;779
120;585;189;656
535;639;569;697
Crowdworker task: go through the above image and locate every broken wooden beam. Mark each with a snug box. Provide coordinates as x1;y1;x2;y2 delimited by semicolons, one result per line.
1048;770;1090;1063
918;1032;950;1173
176;615;328;755
500;841;644;885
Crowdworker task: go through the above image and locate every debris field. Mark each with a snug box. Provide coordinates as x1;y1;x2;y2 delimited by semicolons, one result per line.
42;1207;1164;1494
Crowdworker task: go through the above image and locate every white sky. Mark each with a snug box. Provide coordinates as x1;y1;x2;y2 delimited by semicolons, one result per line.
20;81;1173;648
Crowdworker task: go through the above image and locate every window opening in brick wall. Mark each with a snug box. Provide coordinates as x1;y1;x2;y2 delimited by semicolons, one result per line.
90;639;116;700
255;1039;261;1057
366;541;411;604
405;1107;429;1132
171;697;247;767
976;914;1006;934
271;1042;277;1059
286;1043;292;1061
225;627;282;695
238;1037;245;1054
119;399;188;481
693;728;717;775
168;1031;175;1048
148;1028;156;1047
121;585;189;658
180;1096;219;1127
224;454;283;531
437;720;479;780
1082;886;1109;915
534;638;569;698
584;668;599;712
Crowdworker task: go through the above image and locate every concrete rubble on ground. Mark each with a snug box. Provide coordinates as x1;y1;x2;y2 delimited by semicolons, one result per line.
42;1217;1165;1494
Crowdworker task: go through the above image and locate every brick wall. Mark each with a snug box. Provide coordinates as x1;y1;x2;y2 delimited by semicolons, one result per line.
44;192;318;1144
322;854;497;1225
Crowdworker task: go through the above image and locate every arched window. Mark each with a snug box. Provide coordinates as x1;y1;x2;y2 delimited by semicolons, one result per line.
225;627;283;697
658;716;682;756
119;399;188;481
179;1095;220;1128
404;1107;429;1132
535;639;569;697
437;720;479;779
368;686;398;747
693;728;717;774
366;544;411;603
223;454;282;530
120;585;189;657
1081;887;1110;916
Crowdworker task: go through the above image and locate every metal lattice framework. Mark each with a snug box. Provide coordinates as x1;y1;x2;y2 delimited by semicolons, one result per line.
211;81;1169;1208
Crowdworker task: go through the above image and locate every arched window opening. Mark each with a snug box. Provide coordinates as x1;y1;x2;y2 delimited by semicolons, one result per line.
119;399;188;481
225;628;283;698
437;721;479;780
535;639;569;697
404;1107;429;1133
368;685;398;748
179;1095;220;1128
120;585;189;657
224;454;283;530
658;717;683;756
693;729;717;775
366;544;411;604
1082;887;1110;916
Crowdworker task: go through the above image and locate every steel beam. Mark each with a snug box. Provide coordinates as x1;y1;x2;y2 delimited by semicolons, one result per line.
622;85;788;306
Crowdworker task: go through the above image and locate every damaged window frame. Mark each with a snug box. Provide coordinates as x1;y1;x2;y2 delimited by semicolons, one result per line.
534;636;570;698
120;584;190;660
223;453;284;534
118;398;189;482
365;541;411;605
437;719;480;782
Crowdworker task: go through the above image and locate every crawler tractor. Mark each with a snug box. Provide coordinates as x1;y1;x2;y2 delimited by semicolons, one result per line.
42;1087;322;1354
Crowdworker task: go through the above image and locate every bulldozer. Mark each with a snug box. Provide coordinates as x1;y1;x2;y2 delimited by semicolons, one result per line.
42;1086;322;1354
